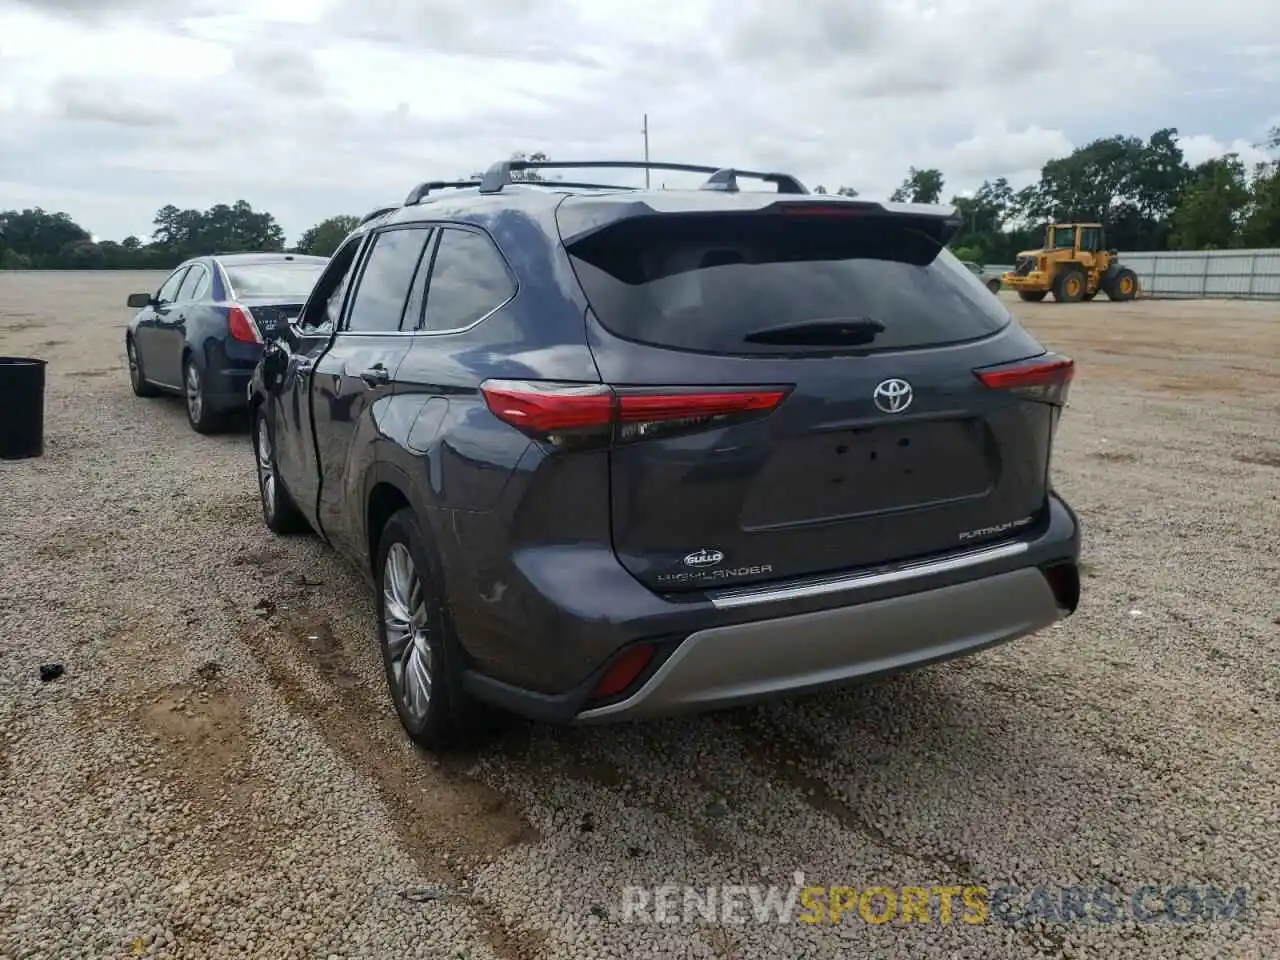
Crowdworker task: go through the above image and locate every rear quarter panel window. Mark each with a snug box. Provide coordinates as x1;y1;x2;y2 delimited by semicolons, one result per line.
420;228;516;332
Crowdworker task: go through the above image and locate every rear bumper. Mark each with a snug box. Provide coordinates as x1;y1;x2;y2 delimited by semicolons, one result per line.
576;565;1060;721
458;492;1081;724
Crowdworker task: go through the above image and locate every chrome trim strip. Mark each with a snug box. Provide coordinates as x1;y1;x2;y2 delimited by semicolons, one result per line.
707;541;1029;610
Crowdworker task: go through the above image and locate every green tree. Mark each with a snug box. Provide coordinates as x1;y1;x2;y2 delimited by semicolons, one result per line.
294;215;359;256
1169;155;1250;250
889;167;944;204
0;208;91;267
1243;162;1280;247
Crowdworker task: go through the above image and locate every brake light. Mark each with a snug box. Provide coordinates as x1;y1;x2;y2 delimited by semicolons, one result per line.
228;305;263;344
480;379;790;445
767;202;867;217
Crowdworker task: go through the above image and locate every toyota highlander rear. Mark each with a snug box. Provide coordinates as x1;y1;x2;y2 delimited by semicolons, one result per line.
465;191;1080;721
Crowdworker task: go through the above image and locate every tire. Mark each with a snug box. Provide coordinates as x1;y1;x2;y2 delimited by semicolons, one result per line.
1052;267;1086;303
375;507;478;751
126;336;161;398
986;279;1002;294
1106;266;1139;301
183;355;224;434
1017;290;1048;302
252;408;308;535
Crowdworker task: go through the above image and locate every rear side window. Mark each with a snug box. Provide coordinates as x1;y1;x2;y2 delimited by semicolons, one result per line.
345;228;432;333
565;213;1011;354
421;228;516;332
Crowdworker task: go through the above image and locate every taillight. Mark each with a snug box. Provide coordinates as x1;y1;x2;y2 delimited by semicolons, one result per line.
480;379;790;447
228;305;263;344
974;354;1074;404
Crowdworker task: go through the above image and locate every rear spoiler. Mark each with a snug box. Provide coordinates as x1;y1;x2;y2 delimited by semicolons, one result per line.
557;196;965;250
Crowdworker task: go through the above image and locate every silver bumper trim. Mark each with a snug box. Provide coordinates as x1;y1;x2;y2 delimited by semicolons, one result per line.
577;565;1061;722
707;540;1029;610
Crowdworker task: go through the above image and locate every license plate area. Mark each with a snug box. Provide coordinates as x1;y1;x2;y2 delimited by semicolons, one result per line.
741;419;993;529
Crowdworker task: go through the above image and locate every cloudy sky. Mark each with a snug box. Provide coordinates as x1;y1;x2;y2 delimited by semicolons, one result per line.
1;0;1277;244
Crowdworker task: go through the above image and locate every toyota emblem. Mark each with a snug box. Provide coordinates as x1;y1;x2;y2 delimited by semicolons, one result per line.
873;378;913;413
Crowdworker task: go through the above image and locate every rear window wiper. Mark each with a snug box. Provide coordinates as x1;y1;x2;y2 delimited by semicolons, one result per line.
742;317;886;346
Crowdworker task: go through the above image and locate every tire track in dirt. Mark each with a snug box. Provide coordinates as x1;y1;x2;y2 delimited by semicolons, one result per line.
237;606;548;959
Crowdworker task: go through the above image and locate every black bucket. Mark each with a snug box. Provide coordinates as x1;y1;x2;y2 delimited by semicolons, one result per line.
0;357;47;460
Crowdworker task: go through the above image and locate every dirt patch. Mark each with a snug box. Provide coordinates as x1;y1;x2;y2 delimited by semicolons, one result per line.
37;531;114;560
72;368;116;378
106;671;282;869
239;610;545;958
1235;450;1280;468
0;320;42;333
1090;450;1138;464
726;712;977;884
238;612;538;871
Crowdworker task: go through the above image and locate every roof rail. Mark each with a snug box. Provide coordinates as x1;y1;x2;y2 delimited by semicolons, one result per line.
477;160;807;195
358;205;400;226
403;180;483;205
518;179;638;192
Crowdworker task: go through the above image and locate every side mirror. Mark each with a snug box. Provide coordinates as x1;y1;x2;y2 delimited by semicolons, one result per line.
127;293;153;309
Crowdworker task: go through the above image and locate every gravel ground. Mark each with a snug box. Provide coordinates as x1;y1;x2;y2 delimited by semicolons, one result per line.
2;270;1278;960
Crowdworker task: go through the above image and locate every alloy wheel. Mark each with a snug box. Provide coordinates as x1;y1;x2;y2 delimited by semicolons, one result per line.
256;417;276;517
383;542;433;721
185;362;203;423
127;340;140;387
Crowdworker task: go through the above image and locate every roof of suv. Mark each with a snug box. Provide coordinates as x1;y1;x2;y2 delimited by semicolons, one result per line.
353;158;965;242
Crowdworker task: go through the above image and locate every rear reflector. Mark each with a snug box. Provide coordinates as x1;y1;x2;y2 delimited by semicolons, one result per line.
228;305;263;344
590;644;656;701
975;355;1074;390
480;379;789;441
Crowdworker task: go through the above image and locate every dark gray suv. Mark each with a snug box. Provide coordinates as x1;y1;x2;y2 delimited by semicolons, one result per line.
248;159;1081;750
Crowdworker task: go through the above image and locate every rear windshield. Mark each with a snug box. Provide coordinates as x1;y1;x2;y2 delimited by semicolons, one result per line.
223;261;326;298
565;213;1011;355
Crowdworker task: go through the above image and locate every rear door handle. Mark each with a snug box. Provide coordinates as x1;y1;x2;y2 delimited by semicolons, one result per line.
360;364;390;387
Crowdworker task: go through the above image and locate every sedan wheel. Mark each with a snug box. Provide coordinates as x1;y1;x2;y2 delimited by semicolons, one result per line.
185;362;204;424
382;542;434;722
126;338;159;397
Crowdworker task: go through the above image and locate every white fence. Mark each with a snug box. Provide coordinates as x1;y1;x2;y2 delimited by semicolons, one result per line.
982;249;1280;300
1118;249;1280;300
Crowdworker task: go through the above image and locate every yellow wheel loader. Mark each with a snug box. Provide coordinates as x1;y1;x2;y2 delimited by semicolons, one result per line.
1001;223;1140;303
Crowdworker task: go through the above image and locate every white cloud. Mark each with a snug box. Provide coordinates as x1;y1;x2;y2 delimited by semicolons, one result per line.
1176;134;1272;170
0;0;1277;242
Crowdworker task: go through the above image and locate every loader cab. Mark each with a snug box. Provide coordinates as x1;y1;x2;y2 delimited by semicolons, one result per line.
1044;223;1105;254
1048;225;1077;250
